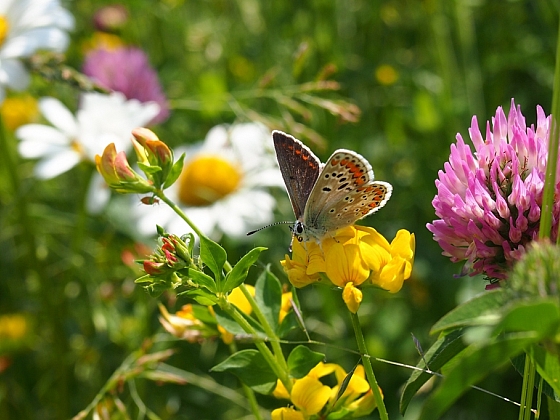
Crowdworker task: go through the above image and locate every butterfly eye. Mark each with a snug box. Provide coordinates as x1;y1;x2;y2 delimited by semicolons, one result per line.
294;222;304;235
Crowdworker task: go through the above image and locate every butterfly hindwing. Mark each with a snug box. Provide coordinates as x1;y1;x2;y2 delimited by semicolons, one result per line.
303;149;392;238
272;131;321;220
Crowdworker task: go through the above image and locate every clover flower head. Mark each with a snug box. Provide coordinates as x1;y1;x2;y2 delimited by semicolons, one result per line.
427;99;560;282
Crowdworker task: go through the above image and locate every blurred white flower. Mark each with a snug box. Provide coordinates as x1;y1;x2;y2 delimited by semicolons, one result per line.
135;122;285;240
16;92;160;213
0;0;74;103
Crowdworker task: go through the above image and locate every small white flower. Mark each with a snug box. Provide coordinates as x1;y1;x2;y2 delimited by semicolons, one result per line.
16;91;160;212
0;0;74;103
135;122;285;240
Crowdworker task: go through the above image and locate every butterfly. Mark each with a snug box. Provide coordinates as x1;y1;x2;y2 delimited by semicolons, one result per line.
272;130;392;243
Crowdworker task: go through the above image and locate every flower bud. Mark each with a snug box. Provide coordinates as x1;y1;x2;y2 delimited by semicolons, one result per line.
131;128;175;188
95;143;154;194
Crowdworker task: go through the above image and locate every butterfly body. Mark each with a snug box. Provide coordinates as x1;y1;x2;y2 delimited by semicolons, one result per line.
273;131;392;243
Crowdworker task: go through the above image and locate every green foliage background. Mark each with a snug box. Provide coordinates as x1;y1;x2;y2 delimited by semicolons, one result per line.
1;0;557;418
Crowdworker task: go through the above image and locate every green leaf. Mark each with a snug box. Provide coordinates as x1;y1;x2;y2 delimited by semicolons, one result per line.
417;332;539;420
495;298;560;337
188;269;217;293
213;306;265;338
528;345;560;400
254;268;282;332
211;349;277;394
137;162;162;174
181;289;219;305
221;247;266;293
191;305;217;325
400;329;467;415
199;235;227;281
431;289;505;334
162;153;185;190
287;345;325;379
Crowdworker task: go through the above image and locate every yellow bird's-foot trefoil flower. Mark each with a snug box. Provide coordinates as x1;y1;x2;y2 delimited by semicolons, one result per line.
272;361;380;419
281;226;415;312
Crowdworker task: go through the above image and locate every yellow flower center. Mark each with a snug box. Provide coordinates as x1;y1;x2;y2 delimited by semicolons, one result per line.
0;16;9;47
178;154;242;206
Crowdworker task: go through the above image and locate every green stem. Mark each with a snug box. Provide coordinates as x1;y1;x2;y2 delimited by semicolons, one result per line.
229;341;264;420
349;311;388;420
222;300;292;391
156;191;205;239
519;354;536;420
238;284;289;374
542;14;560;241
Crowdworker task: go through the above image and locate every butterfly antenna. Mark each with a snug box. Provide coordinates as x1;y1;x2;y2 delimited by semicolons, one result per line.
246;221;293;236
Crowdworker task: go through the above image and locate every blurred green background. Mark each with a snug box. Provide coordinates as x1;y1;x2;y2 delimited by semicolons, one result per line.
1;0;557;418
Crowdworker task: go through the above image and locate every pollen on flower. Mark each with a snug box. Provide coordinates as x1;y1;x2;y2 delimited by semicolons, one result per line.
0;16;9;47
177;154;242;206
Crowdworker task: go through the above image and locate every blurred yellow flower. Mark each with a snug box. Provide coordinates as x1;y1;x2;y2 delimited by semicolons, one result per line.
158;303;204;343
375;64;399;86
218;285;255;344
279;291;293;323
0;314;28;340
1;95;38;131
82;31;124;53
281;226;415;312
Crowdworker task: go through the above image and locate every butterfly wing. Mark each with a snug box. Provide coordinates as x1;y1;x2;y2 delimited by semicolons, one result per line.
273;131;322;220
303;149;392;239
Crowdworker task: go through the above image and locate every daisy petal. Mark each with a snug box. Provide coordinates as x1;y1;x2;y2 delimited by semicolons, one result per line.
34;150;81;179
39;97;77;136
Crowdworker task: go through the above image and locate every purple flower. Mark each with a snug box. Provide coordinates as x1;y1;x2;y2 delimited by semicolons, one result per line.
83;47;169;124
427;99;560;282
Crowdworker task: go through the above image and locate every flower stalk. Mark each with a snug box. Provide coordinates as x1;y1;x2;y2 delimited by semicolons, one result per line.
349;311;388;420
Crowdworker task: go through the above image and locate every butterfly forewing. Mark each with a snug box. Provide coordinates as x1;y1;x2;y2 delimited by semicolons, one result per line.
303;149;392;238
273;131;321;220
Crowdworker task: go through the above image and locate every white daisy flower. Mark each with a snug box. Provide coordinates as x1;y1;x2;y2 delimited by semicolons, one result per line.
135;122;285;240
16;91;160;212
0;0;74;103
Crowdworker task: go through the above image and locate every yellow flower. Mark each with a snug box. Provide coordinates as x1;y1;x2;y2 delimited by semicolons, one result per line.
271;361;379;418
271;406;305;420
342;282;363;314
291;376;331;416
273;379;291;400
281;240;322;288
1;95;38;131
281;226;415;312
368;228;415;293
